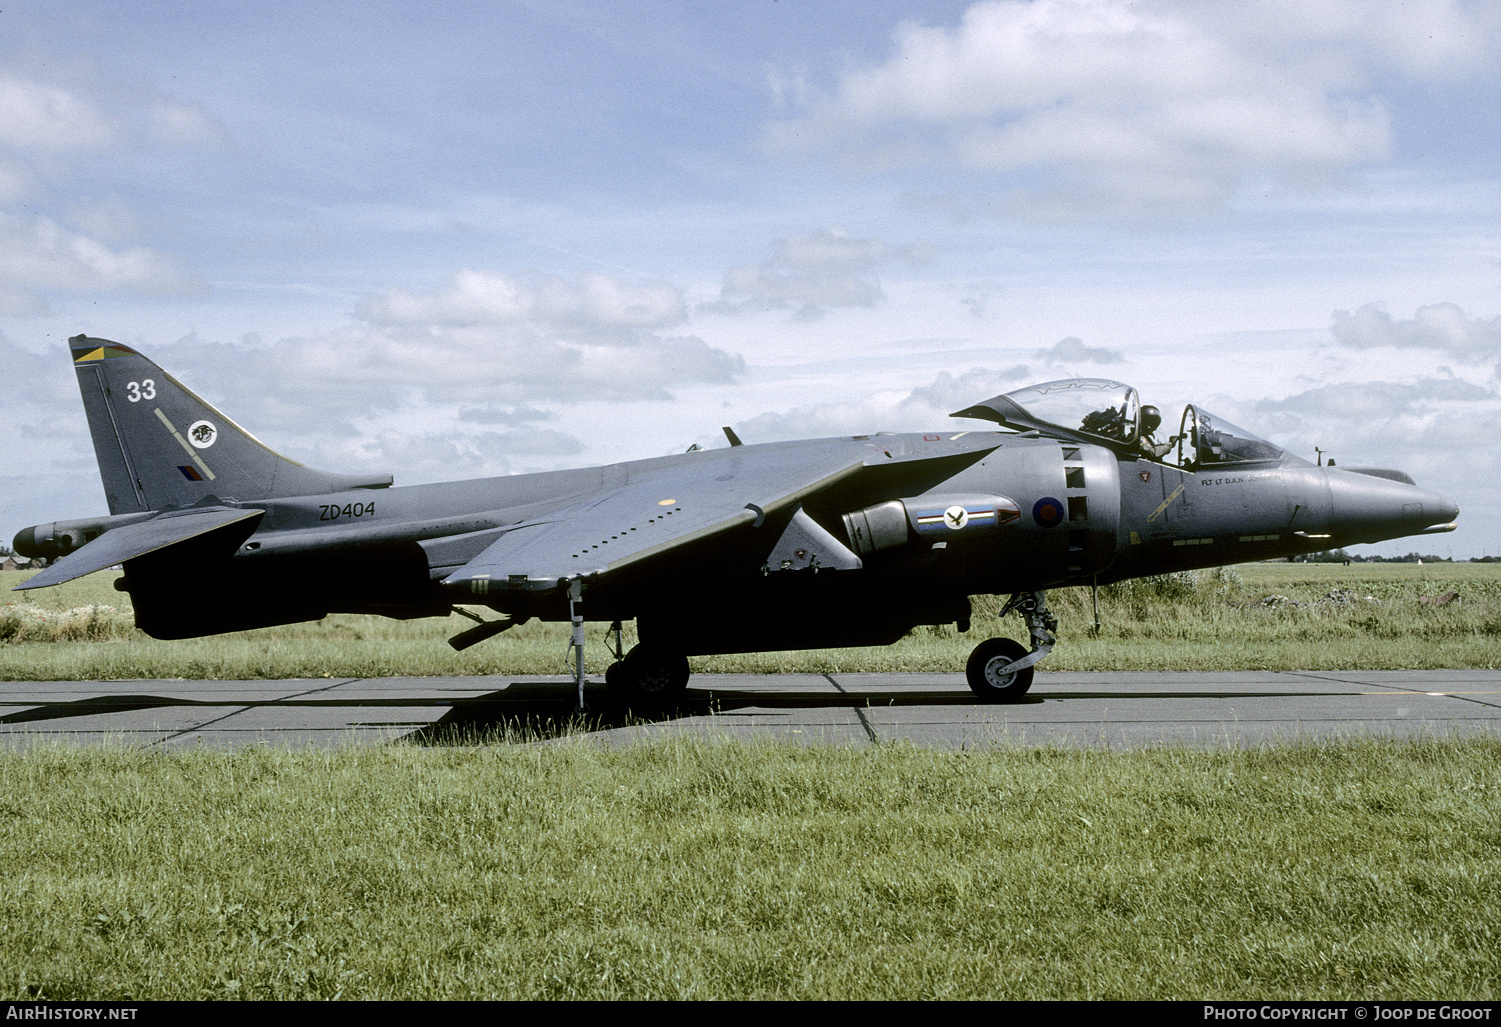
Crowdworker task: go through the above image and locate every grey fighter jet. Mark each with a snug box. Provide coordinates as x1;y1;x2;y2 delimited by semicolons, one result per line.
14;338;1459;705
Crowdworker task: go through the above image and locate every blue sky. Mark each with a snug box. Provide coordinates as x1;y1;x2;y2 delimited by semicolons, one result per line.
3;0;1499;557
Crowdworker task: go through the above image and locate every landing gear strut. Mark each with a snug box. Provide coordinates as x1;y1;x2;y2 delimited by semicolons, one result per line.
568;579;587;709
966;590;1056;702
570;597;690;710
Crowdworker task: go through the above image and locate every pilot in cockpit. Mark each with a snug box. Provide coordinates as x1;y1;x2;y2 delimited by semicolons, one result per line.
1080;405;1130;439
1136;405;1183;460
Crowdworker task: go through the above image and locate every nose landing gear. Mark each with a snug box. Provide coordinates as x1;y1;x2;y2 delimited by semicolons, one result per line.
966;590;1056;702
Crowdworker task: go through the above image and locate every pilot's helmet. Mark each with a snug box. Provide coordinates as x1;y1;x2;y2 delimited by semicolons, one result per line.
1141;405;1162;434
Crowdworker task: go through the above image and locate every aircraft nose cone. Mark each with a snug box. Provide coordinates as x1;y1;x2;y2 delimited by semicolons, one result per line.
1415;487;1460;529
1325;470;1458;545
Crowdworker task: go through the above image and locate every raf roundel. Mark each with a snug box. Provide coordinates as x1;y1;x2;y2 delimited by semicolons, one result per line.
1032;496;1064;529
188;420;218;449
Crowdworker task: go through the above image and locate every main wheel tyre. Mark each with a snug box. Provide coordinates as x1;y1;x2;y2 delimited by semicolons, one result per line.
965;637;1034;702
607;643;690;707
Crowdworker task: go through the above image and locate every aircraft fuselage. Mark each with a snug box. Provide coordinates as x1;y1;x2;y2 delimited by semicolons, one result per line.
18;429;1457;647
13;343;1459;701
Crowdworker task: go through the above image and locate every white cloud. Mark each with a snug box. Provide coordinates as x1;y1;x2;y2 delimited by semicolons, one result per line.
0;71;120;154
0;336;97;523
0;157;33;206
768;229;937;272
899;365;1034;412
145;98;221;146
1330;302;1501;360
179;328;743;418
141;269;744;459
333;270;738;409
0;58;223;311
358;269;687;332
0;213;203;313
1037;336;1123;365
290;425;589;484
65;195;147;245
1215;1;1500;82
762;0;1501;218
456;404;557;426
733;398;908;443
1260;377;1495;422
0;60;226;163
1245;376;1500;486
732;365;1035;442
706;227;937;319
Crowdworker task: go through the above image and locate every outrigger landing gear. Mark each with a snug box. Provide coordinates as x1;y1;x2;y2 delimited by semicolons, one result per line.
568;579;587;710
965;590;1057;702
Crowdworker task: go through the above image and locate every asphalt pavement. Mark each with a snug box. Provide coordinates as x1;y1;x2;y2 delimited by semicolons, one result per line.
2;669;1499;750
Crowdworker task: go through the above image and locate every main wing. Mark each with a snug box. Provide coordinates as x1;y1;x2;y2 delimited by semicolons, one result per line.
443;442;870;596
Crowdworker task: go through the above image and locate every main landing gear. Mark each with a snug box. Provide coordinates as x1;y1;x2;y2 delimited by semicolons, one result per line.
965;590;1056;702
601;619;690;707
567;581;690;711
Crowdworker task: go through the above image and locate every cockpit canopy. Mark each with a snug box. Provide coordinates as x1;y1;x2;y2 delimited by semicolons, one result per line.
1004;379;1142;444
1185;409;1289;466
952;377;1296;468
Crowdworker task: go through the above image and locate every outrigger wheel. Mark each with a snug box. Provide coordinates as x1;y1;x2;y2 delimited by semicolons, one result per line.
965;637;1033;701
605;642;690;707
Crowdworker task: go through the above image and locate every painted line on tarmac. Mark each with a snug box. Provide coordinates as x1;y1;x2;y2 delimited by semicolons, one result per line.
1280;671;1422;691
1282;671;1501;712
148;677;369;747
823;673;879;744
1415;693;1501;712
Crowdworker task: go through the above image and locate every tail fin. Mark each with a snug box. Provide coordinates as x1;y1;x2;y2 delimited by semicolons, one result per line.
69;335;392;514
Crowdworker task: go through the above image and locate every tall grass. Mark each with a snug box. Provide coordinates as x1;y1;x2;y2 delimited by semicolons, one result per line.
3;565;1498;680
0;603;129;643
0;736;1496;1000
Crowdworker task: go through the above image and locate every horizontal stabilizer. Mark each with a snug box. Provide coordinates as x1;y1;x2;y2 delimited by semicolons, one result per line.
15;507;263;590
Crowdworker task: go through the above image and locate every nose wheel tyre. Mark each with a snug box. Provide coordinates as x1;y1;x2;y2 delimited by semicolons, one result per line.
606;643;690;707
966;637;1034;702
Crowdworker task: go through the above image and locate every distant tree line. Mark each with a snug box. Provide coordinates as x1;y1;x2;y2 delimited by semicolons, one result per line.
1292;550;1480;563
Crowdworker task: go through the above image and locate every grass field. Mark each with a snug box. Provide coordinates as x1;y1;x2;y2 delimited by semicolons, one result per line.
2;736;1498;1000
2;562;1498;680
2;565;1498;1000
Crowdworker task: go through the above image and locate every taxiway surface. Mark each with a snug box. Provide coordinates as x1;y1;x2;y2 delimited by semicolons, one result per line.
2;670;1499;750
